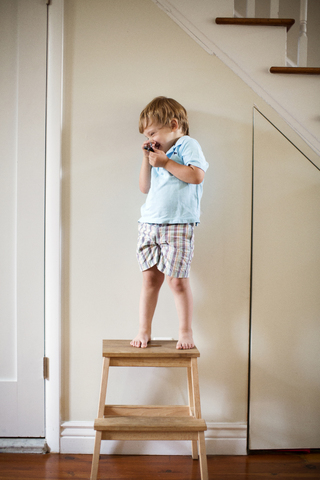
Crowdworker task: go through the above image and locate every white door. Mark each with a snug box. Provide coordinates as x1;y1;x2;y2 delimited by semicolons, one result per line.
249;109;320;449
0;0;47;437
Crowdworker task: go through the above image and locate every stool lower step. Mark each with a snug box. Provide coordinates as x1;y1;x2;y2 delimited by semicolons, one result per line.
94;416;207;432
104;404;192;417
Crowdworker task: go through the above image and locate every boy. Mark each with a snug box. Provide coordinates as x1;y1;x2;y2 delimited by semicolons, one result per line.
131;96;208;350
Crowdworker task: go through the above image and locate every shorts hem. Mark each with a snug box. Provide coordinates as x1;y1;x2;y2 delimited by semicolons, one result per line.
140;262;190;278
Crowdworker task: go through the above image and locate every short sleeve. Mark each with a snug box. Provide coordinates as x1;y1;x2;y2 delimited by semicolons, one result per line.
178;137;209;172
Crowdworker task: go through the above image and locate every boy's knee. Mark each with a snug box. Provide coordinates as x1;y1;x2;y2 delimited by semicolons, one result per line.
143;268;164;290
167;276;188;293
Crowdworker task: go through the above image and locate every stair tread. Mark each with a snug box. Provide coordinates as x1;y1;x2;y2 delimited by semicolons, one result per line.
270;67;320;75
94;416;207;432
215;17;295;31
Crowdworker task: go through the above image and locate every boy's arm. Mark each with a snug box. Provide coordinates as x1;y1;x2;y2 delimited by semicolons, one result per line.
164;159;204;184
148;150;205;184
139;153;152;193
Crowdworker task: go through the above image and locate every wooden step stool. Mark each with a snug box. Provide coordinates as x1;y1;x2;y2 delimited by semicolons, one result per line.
90;340;208;480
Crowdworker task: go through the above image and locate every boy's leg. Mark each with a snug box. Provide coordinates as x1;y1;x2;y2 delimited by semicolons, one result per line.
166;276;194;350
131;265;165;348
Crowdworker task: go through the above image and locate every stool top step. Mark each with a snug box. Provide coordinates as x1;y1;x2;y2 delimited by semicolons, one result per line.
102;340;200;358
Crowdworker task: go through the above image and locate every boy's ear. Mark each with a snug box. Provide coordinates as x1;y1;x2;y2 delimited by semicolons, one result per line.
171;118;179;131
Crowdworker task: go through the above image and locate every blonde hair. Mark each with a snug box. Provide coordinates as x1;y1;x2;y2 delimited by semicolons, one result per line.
139;96;189;135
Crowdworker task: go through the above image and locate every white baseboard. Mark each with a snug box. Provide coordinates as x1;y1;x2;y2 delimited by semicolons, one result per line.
60;421;247;455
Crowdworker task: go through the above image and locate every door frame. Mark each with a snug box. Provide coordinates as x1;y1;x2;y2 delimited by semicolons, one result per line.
45;0;64;453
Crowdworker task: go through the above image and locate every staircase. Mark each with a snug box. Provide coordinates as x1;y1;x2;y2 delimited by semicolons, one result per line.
152;0;320;155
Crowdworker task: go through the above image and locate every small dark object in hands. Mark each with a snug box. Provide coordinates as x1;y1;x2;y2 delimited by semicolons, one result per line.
144;141;154;152
144;141;160;152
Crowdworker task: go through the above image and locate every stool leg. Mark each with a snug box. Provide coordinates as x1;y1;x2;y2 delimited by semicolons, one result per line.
90;357;110;480
90;431;102;480
191;438;198;460
97;357;110;417
191;358;203;461
198;431;208;480
187;366;198;459
190;358;202;419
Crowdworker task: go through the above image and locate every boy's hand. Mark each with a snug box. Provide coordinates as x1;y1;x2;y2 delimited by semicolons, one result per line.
148;150;169;168
142;140;151;157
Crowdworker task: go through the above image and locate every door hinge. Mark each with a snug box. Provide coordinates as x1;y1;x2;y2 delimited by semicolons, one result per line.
43;357;49;380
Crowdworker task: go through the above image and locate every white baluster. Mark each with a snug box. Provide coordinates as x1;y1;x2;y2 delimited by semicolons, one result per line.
298;0;308;67
234;0;243;18
246;0;255;18
270;0;279;18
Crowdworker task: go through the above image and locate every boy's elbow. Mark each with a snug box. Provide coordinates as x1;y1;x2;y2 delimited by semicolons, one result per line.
193;177;203;185
193;169;205;184
188;165;204;184
140;184;150;194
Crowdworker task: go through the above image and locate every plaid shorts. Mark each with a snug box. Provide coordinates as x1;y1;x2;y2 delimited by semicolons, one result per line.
136;223;195;278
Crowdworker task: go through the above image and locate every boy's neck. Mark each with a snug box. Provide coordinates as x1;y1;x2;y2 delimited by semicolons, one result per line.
167;131;185;150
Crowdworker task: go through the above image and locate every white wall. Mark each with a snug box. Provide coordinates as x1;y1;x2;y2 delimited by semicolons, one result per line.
60;0;319;453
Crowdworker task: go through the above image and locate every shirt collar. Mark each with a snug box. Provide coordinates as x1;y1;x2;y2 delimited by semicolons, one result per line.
166;135;187;155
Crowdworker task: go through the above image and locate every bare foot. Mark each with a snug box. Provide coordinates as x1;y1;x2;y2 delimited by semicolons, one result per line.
176;331;195;350
130;332;150;348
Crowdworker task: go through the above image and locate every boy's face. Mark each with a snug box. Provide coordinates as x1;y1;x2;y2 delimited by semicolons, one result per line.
143;120;182;153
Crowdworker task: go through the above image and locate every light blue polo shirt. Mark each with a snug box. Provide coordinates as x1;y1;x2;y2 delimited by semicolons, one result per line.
139;136;209;224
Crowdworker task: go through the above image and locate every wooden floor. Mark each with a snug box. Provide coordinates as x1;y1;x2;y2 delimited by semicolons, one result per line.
1;453;320;479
